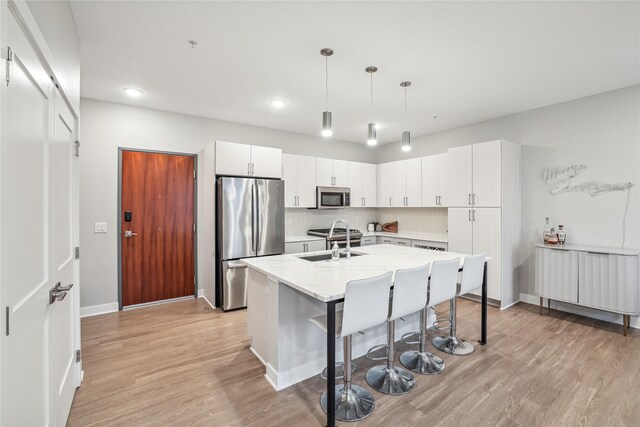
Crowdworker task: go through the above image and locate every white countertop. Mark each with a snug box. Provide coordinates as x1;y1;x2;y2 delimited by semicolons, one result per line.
362;231;448;242
241;244;474;302
535;243;639;256
285;235;326;243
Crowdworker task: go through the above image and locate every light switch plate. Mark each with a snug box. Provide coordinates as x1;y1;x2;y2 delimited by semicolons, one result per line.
94;222;107;233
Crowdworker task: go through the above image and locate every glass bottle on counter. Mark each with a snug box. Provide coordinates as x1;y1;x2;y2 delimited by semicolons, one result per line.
543;217;552;244
331;241;340;261
547;227;559;245
558;225;566;245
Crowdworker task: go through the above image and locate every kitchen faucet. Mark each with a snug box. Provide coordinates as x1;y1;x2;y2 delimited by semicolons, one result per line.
329;220;351;259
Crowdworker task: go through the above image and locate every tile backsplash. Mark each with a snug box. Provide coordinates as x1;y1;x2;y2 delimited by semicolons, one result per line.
285;207;448;236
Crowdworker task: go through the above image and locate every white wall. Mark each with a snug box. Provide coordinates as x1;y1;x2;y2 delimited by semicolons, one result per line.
376;85;640;299
79;98;375;309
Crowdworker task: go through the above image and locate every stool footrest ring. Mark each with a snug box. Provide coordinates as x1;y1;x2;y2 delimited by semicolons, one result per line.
320;361;356;380
400;331;421;345
433;318;451;331
366;344;389;361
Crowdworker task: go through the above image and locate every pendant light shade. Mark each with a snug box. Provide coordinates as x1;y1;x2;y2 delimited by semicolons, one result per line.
366;66;378;146
401;130;411;151
367;122;377;146
322;111;333;137
320;48;334;138
400;81;412;152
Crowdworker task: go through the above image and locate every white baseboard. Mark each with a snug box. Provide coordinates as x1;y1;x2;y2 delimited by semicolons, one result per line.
200;295;215;309
197;288;203;298
80;302;119;318
519;292;639;330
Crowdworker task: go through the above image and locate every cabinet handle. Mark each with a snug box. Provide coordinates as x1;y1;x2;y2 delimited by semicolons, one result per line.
248;162;251;175
472;210;476;221
435;196;438;206
468;194;472;205
473;193;476;205
438;195;442;205
389;197;392;206
469;210;472;221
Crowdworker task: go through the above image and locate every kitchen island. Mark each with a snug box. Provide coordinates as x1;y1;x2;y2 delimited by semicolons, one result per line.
242;244;487;427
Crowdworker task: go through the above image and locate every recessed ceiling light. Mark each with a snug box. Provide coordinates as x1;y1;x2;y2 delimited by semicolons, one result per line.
123;87;143;97
433;115;438;119
374;123;382;130
270;99;286;109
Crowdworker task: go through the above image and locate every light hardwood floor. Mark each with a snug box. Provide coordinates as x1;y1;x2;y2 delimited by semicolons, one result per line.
68;298;640;426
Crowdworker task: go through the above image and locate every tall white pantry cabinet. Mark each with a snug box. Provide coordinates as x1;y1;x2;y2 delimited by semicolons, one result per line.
447;140;521;308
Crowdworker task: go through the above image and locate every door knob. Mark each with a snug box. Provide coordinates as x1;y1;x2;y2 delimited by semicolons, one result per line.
49;282;73;304
124;230;138;238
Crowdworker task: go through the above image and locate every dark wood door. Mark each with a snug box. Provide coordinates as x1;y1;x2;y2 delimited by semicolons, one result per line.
121;151;195;306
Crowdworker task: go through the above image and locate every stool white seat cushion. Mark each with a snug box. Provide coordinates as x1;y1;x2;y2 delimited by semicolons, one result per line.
428;258;461;307
390;264;430;321
459;253;486;294
341;272;393;338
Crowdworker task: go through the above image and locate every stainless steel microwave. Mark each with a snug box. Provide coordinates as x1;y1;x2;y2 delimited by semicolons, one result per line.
314;186;351;209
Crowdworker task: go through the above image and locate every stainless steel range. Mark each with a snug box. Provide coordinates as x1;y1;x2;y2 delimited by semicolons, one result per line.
308;227;363;250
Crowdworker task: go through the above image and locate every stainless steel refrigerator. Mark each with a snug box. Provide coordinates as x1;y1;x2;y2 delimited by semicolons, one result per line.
216;176;285;310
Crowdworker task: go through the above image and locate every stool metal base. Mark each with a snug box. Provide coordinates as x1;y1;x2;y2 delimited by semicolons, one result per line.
399;350;445;375
321;384;375;422
365;365;415;395
432;335;475;356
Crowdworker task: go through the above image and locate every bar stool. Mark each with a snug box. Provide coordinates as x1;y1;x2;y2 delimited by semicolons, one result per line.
399;258;460;375
365;264;429;395
309;272;393;422
433;253;486;356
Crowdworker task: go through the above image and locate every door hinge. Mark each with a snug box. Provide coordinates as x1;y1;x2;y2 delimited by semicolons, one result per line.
6;46;13;87
76;349;81;363
5;307;9;336
75;246;80;259
74;140;80;157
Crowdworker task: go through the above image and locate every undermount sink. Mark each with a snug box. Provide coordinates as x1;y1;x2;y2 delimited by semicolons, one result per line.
297;252;365;262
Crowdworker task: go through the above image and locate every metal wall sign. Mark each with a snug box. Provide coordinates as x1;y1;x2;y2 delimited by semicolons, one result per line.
541;163;633;196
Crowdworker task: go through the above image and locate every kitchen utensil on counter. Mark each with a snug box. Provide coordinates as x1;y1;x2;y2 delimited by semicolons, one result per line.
375;224;383;232
368;223;375;232
382;221;398;233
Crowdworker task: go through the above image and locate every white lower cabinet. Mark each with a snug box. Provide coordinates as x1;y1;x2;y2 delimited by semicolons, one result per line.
377;236;412;246
360;236;376;246
284;239;326;254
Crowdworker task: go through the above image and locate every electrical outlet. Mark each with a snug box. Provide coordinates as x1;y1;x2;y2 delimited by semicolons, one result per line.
94;222;107;233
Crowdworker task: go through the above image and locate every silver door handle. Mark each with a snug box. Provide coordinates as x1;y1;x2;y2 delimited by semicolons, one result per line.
124;230;138;238
49;282;73;305
227;261;248;269
254;184;261;252
251;184;256;251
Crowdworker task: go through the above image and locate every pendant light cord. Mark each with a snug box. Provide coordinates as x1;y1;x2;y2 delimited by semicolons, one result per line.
404;85;408;128
325;56;329;109
370;73;374;109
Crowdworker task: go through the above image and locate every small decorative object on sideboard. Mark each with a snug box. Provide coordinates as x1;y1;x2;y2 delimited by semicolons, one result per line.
557;225;567;245
543;217;552;244
382;221;398;233
547;227;559;245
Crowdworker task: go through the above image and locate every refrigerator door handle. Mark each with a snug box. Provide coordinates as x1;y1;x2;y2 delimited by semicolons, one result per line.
255;183;261;252
251;184;256;251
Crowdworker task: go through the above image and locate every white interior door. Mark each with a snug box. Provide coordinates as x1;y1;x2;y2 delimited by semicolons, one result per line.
49;91;79;426
1;11;79;426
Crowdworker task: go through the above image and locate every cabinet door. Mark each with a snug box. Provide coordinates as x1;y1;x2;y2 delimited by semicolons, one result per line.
348;162;364;207
251;145;282;178
306;239;327;252
216;141;252;176
282;154;297;208
447;145;473;207
472;140;501;207
362;163;377;207
361;236;376;246
296;155;317;208
284;241;306;254
436;153;449;207
392;161;406;207
377;163;393;207
536;248;578;303
578;252;639;313
405;158;422;207
333;160;349;187
472;207;502;300
421;155;438;207
447;208;473;256
316;158;334;186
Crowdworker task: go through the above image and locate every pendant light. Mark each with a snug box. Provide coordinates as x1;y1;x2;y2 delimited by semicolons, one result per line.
366;66;378;146
400;81;412;152
320;48;334;137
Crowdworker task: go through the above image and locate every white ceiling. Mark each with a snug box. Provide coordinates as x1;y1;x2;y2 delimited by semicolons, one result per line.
70;1;639;145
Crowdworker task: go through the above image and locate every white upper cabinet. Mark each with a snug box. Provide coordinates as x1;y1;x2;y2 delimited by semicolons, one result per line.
215;141;282;178
282;154;317;208
377;162;394;207
421;153;448;207
348;162;363;206
447;145;473;207
362;163;377;207
317;158;349;187
378;158;421;207
472;140;502;207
